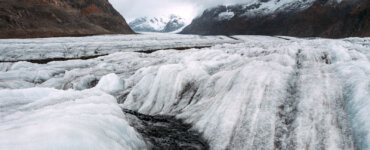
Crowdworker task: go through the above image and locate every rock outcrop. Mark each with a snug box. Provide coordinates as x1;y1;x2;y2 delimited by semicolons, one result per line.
181;0;369;38
0;0;134;38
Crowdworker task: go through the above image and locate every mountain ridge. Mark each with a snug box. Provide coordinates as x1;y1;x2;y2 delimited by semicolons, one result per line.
0;0;134;38
181;0;369;38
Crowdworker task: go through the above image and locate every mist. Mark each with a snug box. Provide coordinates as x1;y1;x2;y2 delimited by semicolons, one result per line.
109;0;248;22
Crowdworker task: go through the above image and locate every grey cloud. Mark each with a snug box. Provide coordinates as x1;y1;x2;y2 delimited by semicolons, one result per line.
109;0;248;22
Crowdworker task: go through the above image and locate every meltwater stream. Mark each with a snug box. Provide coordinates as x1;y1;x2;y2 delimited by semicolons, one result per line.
122;108;209;150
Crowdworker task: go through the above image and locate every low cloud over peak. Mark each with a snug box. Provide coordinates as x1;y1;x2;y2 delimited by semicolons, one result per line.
109;0;247;22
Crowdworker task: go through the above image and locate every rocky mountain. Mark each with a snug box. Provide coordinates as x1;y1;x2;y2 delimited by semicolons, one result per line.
181;0;370;38
129;15;186;33
0;0;134;38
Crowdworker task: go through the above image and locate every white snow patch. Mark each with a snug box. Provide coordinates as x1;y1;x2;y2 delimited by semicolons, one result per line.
218;11;235;20
241;0;316;17
0;87;146;150
94;73;125;95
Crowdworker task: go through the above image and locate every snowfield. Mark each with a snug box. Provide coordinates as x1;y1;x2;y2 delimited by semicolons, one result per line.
0;33;369;150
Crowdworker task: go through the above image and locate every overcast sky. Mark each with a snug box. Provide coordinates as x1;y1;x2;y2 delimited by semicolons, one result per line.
109;0;247;23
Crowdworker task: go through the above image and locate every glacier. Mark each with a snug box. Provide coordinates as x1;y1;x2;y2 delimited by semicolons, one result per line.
0;75;146;150
0;33;238;62
0;33;369;150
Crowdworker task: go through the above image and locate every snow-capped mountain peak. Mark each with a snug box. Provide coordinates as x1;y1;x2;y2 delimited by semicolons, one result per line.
181;0;369;37
129;16;167;31
129;15;186;33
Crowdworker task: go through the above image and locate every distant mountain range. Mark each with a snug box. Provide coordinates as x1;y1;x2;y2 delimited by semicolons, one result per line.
0;0;134;38
1;0;367;38
129;15;186;33
181;0;370;38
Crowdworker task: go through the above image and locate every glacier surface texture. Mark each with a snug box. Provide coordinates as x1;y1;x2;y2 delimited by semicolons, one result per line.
0;33;369;150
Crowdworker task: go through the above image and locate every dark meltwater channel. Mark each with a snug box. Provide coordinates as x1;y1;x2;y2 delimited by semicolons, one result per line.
122;108;209;150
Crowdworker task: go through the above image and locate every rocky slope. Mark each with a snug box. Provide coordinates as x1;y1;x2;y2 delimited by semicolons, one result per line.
0;0;134;38
129;15;186;33
181;0;370;38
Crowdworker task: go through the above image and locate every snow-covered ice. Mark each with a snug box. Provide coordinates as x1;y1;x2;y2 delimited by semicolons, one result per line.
94;73;125;95
0;74;146;150
0;34;369;149
0;33;239;62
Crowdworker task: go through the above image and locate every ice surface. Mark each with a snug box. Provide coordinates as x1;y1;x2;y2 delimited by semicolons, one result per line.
334;56;370;149
0;76;146;150
0;33;239;62
120;36;369;150
0;34;369;149
94;73;125;95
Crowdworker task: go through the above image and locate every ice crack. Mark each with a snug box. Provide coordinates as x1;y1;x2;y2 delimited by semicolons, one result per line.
274;49;303;150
